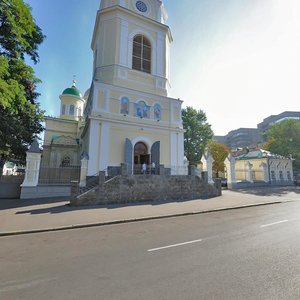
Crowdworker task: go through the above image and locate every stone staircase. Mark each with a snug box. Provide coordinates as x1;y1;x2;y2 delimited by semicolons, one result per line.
78;174;100;195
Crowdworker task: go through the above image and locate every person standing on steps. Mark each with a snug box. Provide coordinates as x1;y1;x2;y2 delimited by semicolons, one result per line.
151;162;156;174
142;162;147;174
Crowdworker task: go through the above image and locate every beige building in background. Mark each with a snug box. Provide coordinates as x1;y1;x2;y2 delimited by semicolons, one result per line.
234;149;293;183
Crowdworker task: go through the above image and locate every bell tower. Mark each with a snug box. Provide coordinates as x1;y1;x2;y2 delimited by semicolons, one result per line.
92;0;172;96
83;0;184;176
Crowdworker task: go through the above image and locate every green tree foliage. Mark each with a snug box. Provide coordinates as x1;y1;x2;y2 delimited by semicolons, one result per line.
206;141;230;178
263;119;300;172
0;0;45;169
182;106;214;165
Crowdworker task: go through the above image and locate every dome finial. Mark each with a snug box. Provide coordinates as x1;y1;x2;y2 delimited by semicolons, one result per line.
62;77;82;97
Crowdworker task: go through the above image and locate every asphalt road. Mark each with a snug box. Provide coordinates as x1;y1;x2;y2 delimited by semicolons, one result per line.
1;200;300;300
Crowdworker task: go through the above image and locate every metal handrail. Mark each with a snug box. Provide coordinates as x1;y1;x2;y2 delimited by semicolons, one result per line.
78;169;107;195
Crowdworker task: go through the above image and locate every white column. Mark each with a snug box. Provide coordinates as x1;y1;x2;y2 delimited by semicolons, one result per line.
156;32;165;77
87;120;99;175
201;151;214;184
225;154;236;185
119;20;128;67
79;157;89;187
170;131;177;173
99;122;110;172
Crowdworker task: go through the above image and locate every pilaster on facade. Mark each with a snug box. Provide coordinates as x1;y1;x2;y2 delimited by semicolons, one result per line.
246;161;254;183
259;162;269;183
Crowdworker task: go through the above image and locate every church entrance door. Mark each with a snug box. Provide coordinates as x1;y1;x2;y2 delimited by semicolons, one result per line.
134;142;149;174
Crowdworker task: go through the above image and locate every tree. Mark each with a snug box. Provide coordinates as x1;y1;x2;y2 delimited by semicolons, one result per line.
263;119;300;173
206;141;230;178
0;0;45;173
182;106;214;165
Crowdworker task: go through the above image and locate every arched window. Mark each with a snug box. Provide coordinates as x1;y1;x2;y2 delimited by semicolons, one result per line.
69;105;75;116
132;35;151;74
61;104;66;115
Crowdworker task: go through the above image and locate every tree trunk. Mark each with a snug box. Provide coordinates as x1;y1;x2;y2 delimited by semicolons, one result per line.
0;155;6;179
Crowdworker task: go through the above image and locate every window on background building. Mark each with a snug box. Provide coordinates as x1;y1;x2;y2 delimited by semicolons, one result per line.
69;105;75;116
132;35;151;74
287;171;291;181
279;171;284;181
271;171;276;181
120;97;129;115
62;104;66;115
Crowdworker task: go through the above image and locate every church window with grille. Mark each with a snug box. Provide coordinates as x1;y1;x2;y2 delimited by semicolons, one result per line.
271;171;276;181
132;35;151;74
279;171;283;181
61;156;71;167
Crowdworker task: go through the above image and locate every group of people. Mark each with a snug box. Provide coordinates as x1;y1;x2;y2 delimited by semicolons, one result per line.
142;162;156;174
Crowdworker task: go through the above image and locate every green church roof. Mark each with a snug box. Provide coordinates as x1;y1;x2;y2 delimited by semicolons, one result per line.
62;81;82;97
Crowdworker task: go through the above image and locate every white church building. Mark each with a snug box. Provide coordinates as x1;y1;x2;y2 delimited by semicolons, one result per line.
19;1;291;200
42;0;185;177
81;0;184;175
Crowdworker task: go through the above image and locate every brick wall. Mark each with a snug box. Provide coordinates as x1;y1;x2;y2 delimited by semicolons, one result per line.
71;173;221;206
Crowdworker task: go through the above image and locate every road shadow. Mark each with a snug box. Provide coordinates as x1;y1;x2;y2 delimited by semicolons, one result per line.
0;197;70;210
230;186;300;197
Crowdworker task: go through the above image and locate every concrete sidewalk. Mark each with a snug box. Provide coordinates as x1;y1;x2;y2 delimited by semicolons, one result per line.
0;187;299;236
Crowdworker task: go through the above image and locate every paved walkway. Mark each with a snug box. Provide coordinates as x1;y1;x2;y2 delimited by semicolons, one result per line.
0;187;299;236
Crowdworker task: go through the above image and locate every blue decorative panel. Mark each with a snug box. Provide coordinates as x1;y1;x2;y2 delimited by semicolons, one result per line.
120;97;129;115
153;103;162;121
135;101;150;118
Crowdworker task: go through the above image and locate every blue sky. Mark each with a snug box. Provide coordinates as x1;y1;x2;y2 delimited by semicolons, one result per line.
26;0;300;135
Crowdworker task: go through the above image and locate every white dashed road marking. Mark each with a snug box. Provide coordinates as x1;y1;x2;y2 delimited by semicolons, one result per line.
148;238;203;252
260;220;289;228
